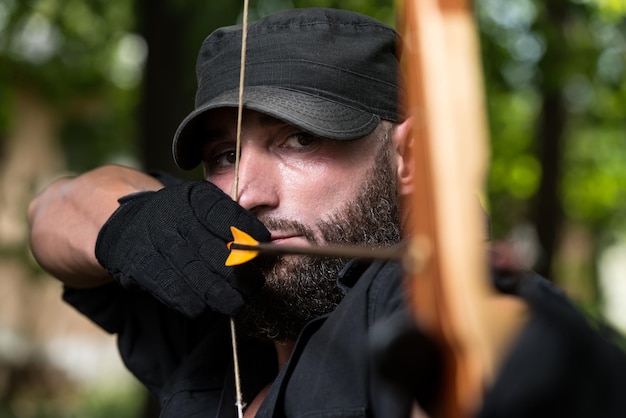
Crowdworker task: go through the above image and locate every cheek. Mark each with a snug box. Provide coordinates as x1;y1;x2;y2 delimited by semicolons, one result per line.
205;175;233;195
281;165;365;217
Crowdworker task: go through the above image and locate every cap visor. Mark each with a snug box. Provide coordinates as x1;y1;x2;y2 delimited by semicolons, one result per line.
173;86;380;170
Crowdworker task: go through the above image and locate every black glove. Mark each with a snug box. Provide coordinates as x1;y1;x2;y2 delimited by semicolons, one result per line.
95;180;270;318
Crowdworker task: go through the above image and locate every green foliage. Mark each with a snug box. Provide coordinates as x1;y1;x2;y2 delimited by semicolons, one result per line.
1;0;625;345
0;382;146;418
3;0;135;98
479;0;626;239
477;0;626;319
1;0;140;170
485;88;542;234
563;124;626;227
0;0;624;413
579;0;626;21
292;0;395;25
2;0;623;218
66;385;146;418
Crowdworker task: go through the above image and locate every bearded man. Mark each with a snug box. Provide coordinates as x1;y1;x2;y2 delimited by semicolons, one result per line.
28;7;626;418
29;8;416;417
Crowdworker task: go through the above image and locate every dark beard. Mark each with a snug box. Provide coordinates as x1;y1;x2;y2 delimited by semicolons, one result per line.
234;137;401;342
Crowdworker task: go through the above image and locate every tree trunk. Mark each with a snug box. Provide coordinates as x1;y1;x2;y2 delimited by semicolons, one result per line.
532;92;566;278
135;0;243;180
530;2;570;279
135;0;191;178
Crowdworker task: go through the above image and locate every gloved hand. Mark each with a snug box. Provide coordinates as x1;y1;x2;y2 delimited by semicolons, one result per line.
95;180;270;318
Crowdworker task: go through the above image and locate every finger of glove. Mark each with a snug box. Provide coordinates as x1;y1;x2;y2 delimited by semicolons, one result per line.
187;181;270;242
122;214;245;317
127;252;210;318
165;232;248;316
180;224;266;299
172;246;246;316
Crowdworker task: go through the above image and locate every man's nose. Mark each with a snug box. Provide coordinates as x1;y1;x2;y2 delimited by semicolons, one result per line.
235;150;279;214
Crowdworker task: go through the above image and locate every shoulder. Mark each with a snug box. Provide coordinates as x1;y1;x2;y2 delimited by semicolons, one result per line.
482;270;626;417
336;259;405;326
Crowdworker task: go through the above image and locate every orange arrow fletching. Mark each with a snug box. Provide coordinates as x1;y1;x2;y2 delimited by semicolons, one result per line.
225;226;260;266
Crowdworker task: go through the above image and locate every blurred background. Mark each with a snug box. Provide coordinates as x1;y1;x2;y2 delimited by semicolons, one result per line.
0;0;624;416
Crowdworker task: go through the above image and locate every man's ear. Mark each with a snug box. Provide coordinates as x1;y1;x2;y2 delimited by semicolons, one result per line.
392;117;414;198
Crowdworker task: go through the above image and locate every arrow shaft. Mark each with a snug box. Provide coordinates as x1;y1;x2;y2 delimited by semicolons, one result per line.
229;242;404;261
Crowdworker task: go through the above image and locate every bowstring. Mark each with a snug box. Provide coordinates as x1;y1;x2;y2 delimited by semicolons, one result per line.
230;0;250;416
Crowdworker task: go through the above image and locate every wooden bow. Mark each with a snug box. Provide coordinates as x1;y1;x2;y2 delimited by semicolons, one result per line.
399;0;526;416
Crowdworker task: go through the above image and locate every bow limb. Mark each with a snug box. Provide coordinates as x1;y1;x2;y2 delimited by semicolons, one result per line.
399;0;527;416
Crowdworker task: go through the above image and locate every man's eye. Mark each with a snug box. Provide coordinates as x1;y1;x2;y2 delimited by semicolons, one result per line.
283;133;317;150
205;150;237;173
216;150;237;166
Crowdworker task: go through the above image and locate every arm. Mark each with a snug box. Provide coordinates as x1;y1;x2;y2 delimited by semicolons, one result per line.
31;164;270;318
28;165;164;288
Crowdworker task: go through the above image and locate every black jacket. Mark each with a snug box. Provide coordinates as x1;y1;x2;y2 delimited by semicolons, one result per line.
64;260;411;417
64;261;626;417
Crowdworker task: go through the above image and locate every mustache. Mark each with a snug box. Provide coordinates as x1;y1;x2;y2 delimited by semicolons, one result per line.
257;216;319;245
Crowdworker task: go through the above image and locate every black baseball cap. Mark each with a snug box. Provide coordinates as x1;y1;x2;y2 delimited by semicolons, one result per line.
173;8;402;170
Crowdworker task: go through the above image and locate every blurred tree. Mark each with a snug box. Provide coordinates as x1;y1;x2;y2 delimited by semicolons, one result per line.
1;0;625;415
134;0;241;178
478;0;626;311
1;0;139;171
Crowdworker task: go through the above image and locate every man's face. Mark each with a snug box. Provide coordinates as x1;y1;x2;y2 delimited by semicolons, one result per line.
202;108;401;340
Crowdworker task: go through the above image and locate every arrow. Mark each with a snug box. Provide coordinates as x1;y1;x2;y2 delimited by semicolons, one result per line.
225;226;410;266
